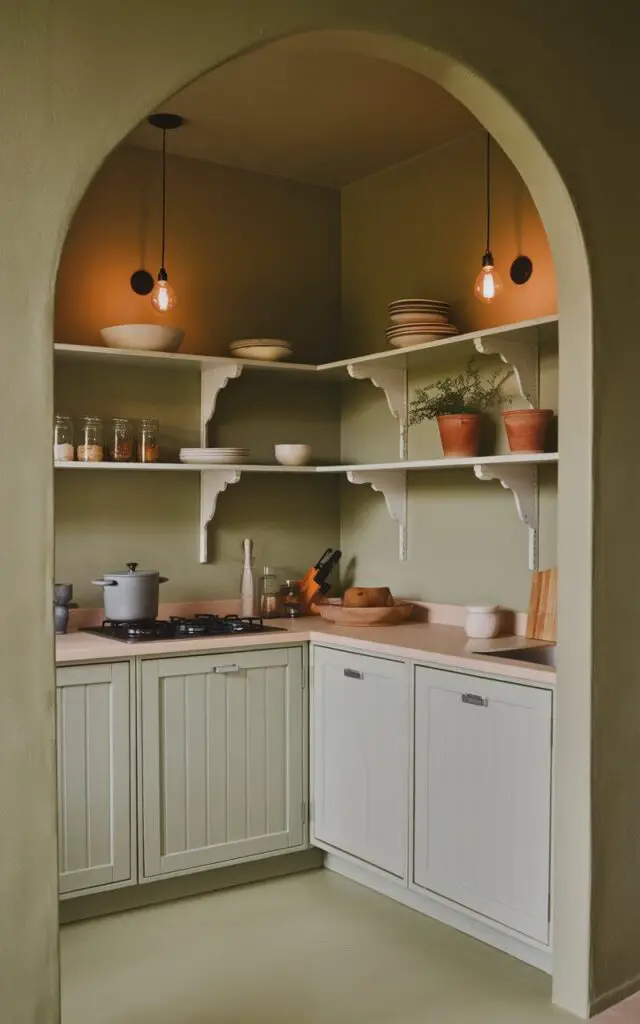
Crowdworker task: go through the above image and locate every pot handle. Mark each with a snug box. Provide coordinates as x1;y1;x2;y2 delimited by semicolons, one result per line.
158;576;169;584
91;579;117;587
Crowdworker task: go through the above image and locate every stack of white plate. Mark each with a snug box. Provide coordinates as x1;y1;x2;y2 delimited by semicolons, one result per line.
386;299;458;348
179;448;250;465
229;338;293;361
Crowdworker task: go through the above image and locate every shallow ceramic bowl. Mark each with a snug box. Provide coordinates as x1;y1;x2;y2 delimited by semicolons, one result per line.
229;339;292;361
100;324;184;352
274;444;312;466
315;599;414;626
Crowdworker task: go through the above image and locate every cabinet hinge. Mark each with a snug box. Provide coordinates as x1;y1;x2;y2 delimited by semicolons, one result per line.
301;800;307;825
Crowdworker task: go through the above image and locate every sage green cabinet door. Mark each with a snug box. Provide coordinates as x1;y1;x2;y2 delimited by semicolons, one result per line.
140;647;305;878
413;666;552;943
56;662;133;895
311;646;410;880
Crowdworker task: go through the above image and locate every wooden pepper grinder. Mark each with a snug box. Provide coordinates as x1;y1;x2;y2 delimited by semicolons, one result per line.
240;538;255;618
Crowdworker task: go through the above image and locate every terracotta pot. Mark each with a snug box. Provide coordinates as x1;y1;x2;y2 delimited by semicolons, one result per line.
503;409;553;453
436;414;482;458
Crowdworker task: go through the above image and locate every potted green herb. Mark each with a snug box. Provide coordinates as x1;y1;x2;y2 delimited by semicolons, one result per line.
408;361;509;458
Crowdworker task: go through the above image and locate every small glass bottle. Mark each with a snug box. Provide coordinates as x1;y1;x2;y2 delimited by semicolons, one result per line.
77;416;104;462
109;417;133;462
259;566;280;619
138;418;159;463
280;580;301;618
54;415;74;462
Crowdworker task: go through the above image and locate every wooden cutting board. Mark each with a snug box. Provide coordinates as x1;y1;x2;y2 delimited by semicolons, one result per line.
526;568;557;642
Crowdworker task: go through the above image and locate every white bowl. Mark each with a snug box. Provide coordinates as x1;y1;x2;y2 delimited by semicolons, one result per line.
274;444;312;466
390;311;449;325
101;324;184;352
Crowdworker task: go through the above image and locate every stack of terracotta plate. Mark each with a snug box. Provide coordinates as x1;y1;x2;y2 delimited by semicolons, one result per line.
386;299;458;348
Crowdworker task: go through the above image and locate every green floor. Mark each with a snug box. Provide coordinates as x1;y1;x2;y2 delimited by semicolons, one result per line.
59;868;600;1023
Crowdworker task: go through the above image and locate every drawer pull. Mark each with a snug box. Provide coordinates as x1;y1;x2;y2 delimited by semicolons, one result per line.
462;692;488;707
212;664;240;674
344;668;363;680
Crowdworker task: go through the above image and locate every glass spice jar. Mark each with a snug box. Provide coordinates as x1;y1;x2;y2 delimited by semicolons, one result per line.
109;417;133;462
77;416;104;462
54;415;74;462
138;418;159;463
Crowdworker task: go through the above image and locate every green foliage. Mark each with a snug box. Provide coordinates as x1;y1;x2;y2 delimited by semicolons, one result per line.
408;361;510;424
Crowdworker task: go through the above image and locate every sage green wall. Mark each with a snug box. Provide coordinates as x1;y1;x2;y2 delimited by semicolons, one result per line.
54;147;342;605
56;146;342;362
340;135;557;610
5;4;635;1022
55;363;341;606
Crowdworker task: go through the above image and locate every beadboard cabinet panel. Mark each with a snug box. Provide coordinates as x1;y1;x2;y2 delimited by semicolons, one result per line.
311;646;410;879
140;647;305;878
56;662;132;894
413;665;552;943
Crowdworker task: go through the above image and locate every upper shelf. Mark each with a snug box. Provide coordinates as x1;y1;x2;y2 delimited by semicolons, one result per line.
317;314;558;373
53;314;558;381
53;343;323;377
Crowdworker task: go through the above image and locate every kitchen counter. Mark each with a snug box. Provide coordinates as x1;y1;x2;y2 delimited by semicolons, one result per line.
56;618;555;687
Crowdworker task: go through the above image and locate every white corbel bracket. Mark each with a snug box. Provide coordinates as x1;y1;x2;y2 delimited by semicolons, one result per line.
201;364;243;446
199;469;242;563
347;364;408;459
347;469;408;560
473;325;539;407
473;463;539;570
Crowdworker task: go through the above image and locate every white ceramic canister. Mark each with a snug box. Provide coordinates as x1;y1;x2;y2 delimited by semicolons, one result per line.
464;605;500;639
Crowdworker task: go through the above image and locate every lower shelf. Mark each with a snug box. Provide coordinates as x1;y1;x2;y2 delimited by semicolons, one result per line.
55;453;558;567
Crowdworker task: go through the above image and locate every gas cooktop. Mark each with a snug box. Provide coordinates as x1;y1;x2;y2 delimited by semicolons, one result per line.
83;614;286;644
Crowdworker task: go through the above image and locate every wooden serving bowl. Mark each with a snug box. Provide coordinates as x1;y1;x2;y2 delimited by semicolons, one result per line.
315;600;414;626
343;587;393;608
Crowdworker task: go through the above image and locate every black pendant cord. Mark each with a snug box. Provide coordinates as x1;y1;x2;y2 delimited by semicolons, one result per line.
160;127;167;272
485;131;491;255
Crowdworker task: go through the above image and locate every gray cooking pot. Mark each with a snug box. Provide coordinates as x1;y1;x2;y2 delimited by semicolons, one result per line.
91;562;168;621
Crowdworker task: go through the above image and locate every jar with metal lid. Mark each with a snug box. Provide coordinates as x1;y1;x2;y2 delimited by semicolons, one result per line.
77;416;104;462
259;566;280;618
138;418;159;463
109;417;133;462
280;580;301;618
54;415;74;462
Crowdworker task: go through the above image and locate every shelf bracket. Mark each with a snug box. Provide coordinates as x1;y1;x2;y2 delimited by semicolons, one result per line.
473;325;539;407
346;469;408;560
200;364;243;446
473;463;539;570
347;364;408;459
199;469;242;563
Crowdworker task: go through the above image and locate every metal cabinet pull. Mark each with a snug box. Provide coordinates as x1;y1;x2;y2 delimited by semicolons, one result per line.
462;692;488;707
344;668;363;680
213;664;240;674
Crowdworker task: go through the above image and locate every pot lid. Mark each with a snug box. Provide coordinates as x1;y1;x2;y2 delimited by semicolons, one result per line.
103;562;160;578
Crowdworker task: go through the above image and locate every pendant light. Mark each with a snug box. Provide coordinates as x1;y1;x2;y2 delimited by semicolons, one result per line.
148;113;183;313
474;132;503;304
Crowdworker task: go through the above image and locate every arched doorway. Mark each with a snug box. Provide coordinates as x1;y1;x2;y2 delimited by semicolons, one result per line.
11;17;593;1024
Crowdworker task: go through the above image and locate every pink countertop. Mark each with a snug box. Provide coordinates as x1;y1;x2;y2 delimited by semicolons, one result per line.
56;617;555;687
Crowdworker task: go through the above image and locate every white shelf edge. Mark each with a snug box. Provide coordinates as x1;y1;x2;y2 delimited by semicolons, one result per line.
53;343;321;375
317;314;559;372
53;314;558;379
55;452;558;473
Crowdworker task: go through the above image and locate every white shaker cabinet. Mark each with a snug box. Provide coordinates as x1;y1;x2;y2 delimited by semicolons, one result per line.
140;646;305;878
56;662;134;895
311;646;410;879
413;666;552;943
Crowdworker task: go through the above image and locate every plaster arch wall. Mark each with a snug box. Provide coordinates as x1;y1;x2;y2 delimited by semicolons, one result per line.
5;6;617;1022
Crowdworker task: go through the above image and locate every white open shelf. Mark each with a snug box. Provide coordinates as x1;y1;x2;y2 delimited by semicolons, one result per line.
55;316;558;567
56;453;557;566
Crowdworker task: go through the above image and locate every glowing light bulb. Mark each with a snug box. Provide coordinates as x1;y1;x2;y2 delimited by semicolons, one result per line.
474;252;503;304
150;270;176;313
